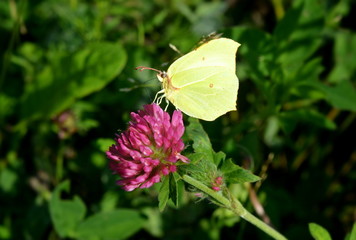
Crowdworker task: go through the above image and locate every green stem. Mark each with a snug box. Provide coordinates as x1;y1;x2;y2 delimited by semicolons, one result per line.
56;143;64;183
241;210;287;240
182;175;287;240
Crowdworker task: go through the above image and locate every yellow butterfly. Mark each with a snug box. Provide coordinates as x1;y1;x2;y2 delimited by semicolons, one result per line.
137;37;241;121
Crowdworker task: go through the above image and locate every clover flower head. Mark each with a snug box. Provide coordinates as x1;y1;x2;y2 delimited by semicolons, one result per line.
106;104;189;191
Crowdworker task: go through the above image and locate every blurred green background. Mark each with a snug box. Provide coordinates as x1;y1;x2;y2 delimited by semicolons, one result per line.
1;0;355;239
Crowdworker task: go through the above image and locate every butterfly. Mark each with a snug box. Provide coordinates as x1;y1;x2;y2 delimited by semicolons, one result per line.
137;37;241;121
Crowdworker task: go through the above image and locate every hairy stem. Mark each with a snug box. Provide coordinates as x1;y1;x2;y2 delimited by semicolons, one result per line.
182;175;288;240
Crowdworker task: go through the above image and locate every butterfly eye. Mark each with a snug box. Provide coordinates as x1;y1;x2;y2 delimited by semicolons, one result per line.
159;71;168;78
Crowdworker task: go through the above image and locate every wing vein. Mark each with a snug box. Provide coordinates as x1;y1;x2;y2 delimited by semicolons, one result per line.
171;66;231;88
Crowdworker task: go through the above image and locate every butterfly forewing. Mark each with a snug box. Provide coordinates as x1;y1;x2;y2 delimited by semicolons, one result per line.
162;37;241;121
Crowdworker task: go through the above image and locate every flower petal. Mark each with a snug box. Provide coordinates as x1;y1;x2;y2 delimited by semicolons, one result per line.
107;104;189;191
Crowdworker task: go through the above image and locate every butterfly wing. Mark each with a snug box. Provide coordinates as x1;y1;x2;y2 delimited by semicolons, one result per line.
164;38;240;121
168;70;238;121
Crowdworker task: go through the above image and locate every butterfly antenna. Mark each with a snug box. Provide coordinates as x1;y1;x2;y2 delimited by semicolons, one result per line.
135;66;162;74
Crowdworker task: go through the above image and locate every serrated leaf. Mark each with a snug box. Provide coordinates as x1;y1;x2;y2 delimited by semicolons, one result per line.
75;209;145;240
179;153;217;176
309;223;332;240
221;159;260;184
158;177;169;212
186;118;214;161
185;152;206;164
49;181;86;238
213;151;226;166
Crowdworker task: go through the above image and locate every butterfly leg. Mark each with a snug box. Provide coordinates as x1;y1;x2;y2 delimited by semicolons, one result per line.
153;89;165;104
164;98;170;111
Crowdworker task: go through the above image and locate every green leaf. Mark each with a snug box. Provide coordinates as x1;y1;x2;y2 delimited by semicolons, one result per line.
75;209;145;240
275;0;325;42
24;204;51;240
68;42;127;98
21;42;127;121
213;151;226;166
0;94;15;123
230;26;273;82
279;109;337;133
99;191;119;213
169;173;180;207
49;181;86;238
186;117;214;161
141;207;163;238
327;31;356;83
185;152;206;165
325;0;350;28
273;5;303;42
221;159;260;184
179;153;218;188
273;1;324;83
158;176;170;212
276;39;322;81
288;58;325;102
292;58;324;87
309;223;332;240
158;173;182;211
264;116;283;148
95;138;115;152
313;80;356;112
0;167;17;193
348;222;356;240
0;225;10;239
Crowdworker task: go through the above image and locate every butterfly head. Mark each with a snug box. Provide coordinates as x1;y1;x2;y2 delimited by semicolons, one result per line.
157;71;168;83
